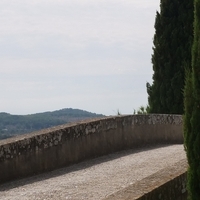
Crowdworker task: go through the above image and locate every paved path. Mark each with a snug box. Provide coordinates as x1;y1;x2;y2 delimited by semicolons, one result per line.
0;144;186;200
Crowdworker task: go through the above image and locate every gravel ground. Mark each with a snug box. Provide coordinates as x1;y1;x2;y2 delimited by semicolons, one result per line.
0;144;186;200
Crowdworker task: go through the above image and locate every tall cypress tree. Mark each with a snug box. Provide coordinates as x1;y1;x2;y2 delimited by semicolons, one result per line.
147;0;193;114
184;0;200;198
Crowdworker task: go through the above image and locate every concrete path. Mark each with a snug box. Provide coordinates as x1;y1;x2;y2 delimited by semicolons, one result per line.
0;144;186;200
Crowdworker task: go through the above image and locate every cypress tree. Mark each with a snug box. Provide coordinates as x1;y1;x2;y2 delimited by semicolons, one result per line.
147;0;193;114
184;0;200;198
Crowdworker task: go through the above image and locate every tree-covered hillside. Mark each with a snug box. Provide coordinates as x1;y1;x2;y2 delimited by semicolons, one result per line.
0;108;104;140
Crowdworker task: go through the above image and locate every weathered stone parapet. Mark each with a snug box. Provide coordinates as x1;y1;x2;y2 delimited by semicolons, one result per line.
104;159;187;200
0;114;183;184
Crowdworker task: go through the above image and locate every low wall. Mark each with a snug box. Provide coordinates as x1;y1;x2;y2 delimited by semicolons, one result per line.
0;114;183;184
104;159;187;200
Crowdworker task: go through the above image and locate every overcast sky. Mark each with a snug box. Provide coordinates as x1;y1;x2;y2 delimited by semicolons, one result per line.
0;0;160;116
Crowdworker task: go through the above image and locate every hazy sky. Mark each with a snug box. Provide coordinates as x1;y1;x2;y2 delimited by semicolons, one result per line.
0;0;160;116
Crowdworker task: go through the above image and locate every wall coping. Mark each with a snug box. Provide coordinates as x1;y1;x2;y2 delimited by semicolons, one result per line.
103;158;188;200
0;114;182;146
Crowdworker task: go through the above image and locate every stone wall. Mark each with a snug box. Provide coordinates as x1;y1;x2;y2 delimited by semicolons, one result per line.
0;114;183;184
104;159;187;200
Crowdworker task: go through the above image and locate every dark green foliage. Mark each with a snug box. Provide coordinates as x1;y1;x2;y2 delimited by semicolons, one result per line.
184;0;200;199
147;0;193;114
0;108;104;140
184;69;193;161
134;106;149;114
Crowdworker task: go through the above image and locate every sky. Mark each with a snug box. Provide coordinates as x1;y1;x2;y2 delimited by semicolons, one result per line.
0;0;160;116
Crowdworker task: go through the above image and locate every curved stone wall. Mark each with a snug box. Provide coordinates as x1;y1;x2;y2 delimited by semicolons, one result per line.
104;159;187;200
0;114;183;184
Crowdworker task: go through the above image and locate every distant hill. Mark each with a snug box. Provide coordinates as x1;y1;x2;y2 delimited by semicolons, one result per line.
0;108;105;140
